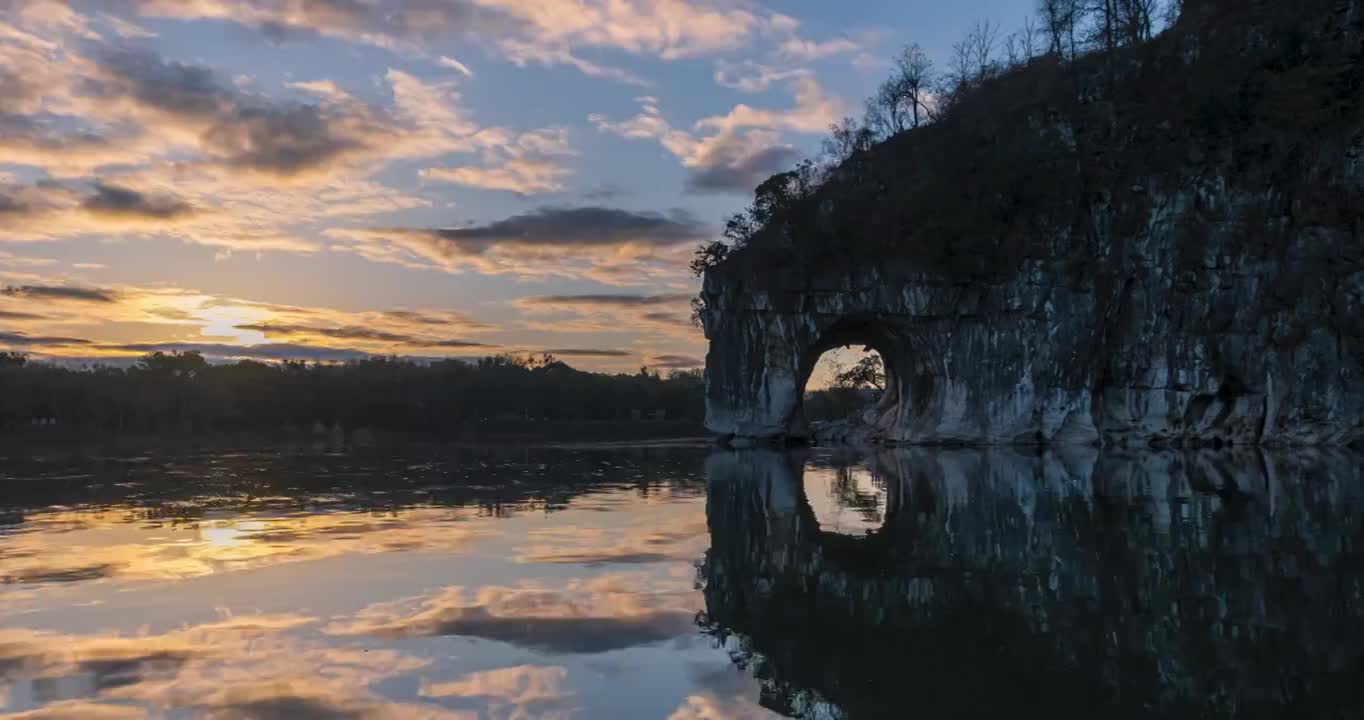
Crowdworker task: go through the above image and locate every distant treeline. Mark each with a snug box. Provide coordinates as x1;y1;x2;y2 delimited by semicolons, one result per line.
0;351;705;434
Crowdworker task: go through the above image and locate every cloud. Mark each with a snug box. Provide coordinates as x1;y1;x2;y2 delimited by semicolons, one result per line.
695;74;843;135
496;38;651;87
436;55;475;77
0;38;574;254
0;182;69;227
206;104;372;178
429;207;704;249
516;294;693;310
98;11;158;39
1;284;119;303
591;81;840;194
0;330;92;347
81;182;195;220
714;62;811;93
0;25;160;172
640;311;692;327
421;156;573;195
483;0;767;61
3;0;100;39
329;206;708;280
106;341;377;362
378;310;491;329
684;141;799;194
515;291;701;344
126;0;775;82
778;36;862;61
0;309;48;320
646;354;703;369
0;283;506;360
129;0;523;51
0;179;203;242
8;701;148;720
86;47;378;180
420;127;577;195
540;348;631;358
234;322;493;349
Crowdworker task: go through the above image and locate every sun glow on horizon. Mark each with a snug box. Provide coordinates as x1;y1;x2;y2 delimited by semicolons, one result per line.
195;304;272;346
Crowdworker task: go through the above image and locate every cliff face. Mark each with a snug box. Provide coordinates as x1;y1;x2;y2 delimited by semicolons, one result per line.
701;0;1364;446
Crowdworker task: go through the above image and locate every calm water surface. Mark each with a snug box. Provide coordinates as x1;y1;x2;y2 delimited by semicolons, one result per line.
1;441;1361;719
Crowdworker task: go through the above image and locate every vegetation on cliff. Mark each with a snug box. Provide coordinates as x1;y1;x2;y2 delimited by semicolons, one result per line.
694;0;1363;289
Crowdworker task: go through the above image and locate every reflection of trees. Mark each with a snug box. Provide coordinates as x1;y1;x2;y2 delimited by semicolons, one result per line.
700;449;1364;719
825;465;885;526
0;444;707;526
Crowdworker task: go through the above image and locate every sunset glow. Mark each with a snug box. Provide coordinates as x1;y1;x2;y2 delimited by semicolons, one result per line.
0;0;1032;371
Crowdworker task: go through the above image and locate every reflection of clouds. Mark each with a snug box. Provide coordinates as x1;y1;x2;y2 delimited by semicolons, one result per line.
0;615;310;684
0;509;484;584
665;662;780;720
0;615;471;719
421;664;574;720
667;692;774;720
328;577;699;654
2;563;117;585
515;513;708;566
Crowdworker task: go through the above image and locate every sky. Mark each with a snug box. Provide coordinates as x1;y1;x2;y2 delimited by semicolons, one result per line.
0;0;1034;375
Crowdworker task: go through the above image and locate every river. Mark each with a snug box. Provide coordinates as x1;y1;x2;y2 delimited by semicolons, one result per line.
1;441;1361;718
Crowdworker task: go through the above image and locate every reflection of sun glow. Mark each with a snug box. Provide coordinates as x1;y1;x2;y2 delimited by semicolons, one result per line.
200;520;267;548
3;509;485;582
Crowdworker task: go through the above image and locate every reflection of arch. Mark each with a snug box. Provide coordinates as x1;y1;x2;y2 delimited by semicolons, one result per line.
700;449;1364;719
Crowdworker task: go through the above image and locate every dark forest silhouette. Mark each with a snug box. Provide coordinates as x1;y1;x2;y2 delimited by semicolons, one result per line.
0;351;704;434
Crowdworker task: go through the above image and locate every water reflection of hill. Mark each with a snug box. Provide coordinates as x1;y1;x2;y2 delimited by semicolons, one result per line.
701;448;1364;719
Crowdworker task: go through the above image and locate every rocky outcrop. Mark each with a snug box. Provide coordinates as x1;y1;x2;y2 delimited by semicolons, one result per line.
700;0;1364;447
701;243;1364;447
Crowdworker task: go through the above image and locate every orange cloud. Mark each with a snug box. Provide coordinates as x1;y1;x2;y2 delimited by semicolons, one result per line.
591;80;842;193
0;283;502;360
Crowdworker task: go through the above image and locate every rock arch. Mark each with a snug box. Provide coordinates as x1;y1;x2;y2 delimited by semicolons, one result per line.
793;315;900;444
699;252;1364;446
699;266;1106;446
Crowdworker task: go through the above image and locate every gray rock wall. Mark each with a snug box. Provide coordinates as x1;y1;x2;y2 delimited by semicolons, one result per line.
700;184;1364;447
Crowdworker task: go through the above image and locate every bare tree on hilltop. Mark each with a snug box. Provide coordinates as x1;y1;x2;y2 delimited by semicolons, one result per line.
690;0;1190;278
